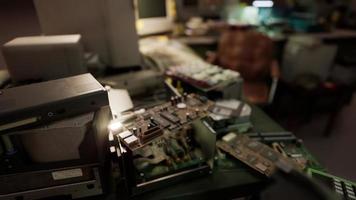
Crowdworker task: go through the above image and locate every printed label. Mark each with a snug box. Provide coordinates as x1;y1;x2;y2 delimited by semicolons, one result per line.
52;168;83;180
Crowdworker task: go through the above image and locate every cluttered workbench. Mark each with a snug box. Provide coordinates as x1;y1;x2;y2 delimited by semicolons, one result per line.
98;37;337;200
0;52;351;200
110;91;323;200
1;35;354;200
3;0;356;199
134;108;323;200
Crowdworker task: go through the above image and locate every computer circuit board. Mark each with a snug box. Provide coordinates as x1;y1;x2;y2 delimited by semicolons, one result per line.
112;93;216;188
116;93;214;151
216;133;304;177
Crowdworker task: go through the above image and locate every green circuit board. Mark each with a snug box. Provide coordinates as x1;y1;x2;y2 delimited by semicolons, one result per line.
308;168;356;200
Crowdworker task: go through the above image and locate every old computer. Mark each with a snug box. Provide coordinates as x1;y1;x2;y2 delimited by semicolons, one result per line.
134;0;174;36
34;0;141;69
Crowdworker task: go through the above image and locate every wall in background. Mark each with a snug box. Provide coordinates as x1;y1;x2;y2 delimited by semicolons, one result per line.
0;0;41;69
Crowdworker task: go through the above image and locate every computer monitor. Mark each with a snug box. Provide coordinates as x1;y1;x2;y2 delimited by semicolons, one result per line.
34;0;141;69
134;0;174;36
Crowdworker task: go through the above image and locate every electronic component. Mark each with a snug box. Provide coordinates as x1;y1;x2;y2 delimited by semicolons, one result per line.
245;131;297;143
14;113;94;163
166;63;243;99
217;133;302;177
0;166;103;200
0;106;112;200
116;93;214;150
111;94;216;196
0;73;108;134
245;131;322;170
272;142;308;170
208;100;252;134
308;168;356;200
0;74;111;200
166;64;240;88
2;35;86;82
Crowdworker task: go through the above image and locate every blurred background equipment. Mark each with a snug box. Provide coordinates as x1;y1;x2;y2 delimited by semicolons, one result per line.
282;36;338;83
175;0;224;21
166;63;243;100
134;0;174;36
2;35;86;82
140;37;204;71
207;27;280;105
34;0;141;69
0;70;10;88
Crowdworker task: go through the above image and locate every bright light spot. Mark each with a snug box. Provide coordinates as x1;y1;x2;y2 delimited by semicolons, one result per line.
240;6;259;25
253;0;274;8
108;132;114;141
110;146;116;153
136;20;144;31
108;121;123;132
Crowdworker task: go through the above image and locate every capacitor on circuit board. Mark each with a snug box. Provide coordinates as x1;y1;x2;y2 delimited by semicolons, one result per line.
170;97;175;106
132;127;137;134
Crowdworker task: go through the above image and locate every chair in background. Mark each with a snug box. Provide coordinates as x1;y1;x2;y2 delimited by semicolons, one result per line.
207;27;280;105
273;36;354;136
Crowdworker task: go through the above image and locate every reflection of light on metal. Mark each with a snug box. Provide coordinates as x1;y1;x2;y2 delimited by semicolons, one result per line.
110;146;116;153
253;0;273;8
136;20;144;32
108;120;123;132
108;132;114;142
0;117;38;132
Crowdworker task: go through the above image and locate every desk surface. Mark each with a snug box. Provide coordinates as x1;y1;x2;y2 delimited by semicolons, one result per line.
129;106;287;200
175;29;356;46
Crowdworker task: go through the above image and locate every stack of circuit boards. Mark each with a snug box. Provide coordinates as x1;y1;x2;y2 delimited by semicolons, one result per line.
111;94;216;195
